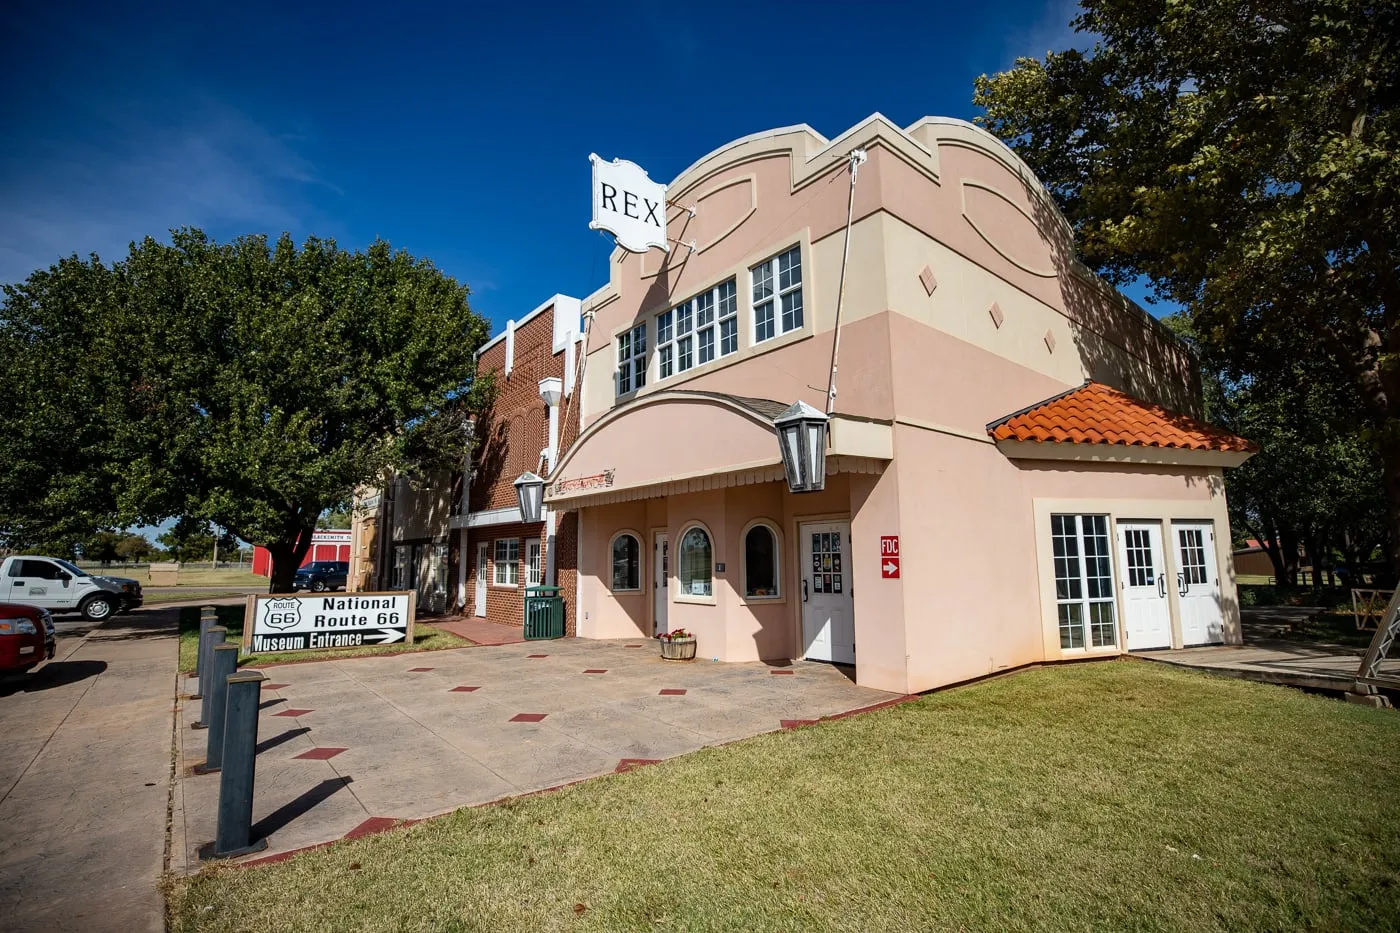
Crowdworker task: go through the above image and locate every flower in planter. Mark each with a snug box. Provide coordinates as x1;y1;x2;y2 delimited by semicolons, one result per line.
657;628;694;642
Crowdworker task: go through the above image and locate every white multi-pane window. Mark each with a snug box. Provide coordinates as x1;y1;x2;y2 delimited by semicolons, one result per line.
1051;514;1117;650
493;538;520;586
1177;527;1208;585
616;324;647;396
525;538;542;587
751;246;803;344
656;280;737;380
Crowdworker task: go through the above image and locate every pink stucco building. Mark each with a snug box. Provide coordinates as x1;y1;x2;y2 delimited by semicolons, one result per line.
536;115;1255;695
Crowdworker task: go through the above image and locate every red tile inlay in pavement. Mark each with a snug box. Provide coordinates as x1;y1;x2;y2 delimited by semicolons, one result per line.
781;719;817;730
344;816;399;840
527;654;548;659
583;669;607;674
771;670;795;675
273;708;313;717
293;747;346;761
510;713;547;723
450;685;481;693
624;644;643;648
659;688;687;696
407;667;434;672
263;683;290;690
615;758;661;773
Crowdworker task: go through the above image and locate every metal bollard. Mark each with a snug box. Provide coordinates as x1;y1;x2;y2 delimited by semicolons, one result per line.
214;671;268;857
191;612;216;694
193;626;226;729
195;644;241;774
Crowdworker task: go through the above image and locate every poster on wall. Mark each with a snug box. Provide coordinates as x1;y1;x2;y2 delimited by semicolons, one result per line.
243;592;415;654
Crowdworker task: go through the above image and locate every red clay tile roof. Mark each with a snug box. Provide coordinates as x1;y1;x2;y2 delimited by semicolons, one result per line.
988;381;1256;453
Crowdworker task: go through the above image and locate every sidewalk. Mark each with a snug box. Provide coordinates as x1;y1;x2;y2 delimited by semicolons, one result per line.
0;610;177;933
427;615;526;646
173;638;892;868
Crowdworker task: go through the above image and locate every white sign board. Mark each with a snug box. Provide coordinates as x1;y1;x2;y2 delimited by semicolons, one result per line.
589;153;668;253
244;591;414;654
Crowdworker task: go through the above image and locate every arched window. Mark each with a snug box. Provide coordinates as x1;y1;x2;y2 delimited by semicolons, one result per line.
611;533;641;591
744;523;780;598
678;526;713;597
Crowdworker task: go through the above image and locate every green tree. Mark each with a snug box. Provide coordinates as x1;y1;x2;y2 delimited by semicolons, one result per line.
1;229;490;590
318;506;353;530
974;0;1400;565
80;530;124;566
114;532;157;564
158;516;216;563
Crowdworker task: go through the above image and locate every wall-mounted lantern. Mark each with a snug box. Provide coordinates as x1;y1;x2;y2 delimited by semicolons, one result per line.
774;401;828;494
514;472;545;523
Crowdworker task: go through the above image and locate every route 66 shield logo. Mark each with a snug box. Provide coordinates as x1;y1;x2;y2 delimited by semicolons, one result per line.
263;597;302;631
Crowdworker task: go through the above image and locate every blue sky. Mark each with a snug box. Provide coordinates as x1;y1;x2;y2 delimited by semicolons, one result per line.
3;0;1174;331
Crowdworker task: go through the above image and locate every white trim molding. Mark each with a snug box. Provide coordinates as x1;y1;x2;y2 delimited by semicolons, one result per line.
451;505;525;529
995;439;1254;469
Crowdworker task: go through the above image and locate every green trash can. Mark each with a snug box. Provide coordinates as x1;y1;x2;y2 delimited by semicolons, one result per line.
523;586;565;640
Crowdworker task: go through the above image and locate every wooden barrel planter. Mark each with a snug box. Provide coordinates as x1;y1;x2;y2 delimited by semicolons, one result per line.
659;637;697;661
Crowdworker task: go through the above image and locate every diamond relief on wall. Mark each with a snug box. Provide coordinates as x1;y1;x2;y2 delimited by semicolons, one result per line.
988;302;1004;329
1044;329;1056;352
918;265;938;296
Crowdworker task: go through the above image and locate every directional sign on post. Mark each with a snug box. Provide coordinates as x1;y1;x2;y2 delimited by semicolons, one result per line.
880;535;900;579
244;592;415;654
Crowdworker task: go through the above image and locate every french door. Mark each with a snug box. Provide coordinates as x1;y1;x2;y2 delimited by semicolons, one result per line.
1050;514;1119;650
1117;521;1172;649
1173;521;1224;645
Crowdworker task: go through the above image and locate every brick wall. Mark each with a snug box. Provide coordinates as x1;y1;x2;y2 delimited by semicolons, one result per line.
473;309;567;513
463;514;578;634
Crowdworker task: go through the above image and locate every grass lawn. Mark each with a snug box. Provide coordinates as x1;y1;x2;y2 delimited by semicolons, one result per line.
144;590;252;606
176;604;472;672
76;564;268;587
166;661;1400;933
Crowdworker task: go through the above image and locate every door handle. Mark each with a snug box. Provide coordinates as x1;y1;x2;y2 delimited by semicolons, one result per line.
802;579;809;602
1177;572;1186;597
1157;574;1166;598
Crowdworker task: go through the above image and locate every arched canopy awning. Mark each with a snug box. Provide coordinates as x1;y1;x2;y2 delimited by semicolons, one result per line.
545;391;889;509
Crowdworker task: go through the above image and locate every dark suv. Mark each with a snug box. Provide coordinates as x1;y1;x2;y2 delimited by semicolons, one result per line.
292;561;349;592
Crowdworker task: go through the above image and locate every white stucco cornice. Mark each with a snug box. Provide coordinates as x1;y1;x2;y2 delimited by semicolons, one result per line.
995;438;1254;469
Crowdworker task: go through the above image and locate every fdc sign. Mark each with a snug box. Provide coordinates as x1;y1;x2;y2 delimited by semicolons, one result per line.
244;592;415;654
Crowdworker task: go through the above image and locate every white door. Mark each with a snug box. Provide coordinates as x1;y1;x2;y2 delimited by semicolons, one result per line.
1173;521;1224;645
525;538;542;587
653;532;668;635
474;542;489;617
800;522;855;664
1117;522;1172;649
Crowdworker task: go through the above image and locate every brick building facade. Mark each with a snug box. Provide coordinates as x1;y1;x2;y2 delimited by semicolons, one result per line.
454;295;583;633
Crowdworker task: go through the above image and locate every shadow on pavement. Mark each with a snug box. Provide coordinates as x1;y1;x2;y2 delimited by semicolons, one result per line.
256;727;310;755
251;776;354;840
0;659;108;696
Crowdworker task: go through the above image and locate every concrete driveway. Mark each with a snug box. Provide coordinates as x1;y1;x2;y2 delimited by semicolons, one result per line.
175;638;896;868
0;608;176;933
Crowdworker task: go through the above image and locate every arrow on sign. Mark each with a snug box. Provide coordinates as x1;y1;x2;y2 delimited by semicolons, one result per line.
368;629;406;644
883;561;899;574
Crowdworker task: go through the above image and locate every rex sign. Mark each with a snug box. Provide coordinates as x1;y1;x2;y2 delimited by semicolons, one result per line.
244;592;415;654
589;153;668;254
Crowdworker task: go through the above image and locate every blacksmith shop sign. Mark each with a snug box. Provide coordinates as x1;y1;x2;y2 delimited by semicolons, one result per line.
243;592;415;654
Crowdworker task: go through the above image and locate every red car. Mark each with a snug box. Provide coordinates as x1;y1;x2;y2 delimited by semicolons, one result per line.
0;602;56;675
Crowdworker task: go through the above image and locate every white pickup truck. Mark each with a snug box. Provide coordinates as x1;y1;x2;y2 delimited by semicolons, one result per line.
0;555;143;621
